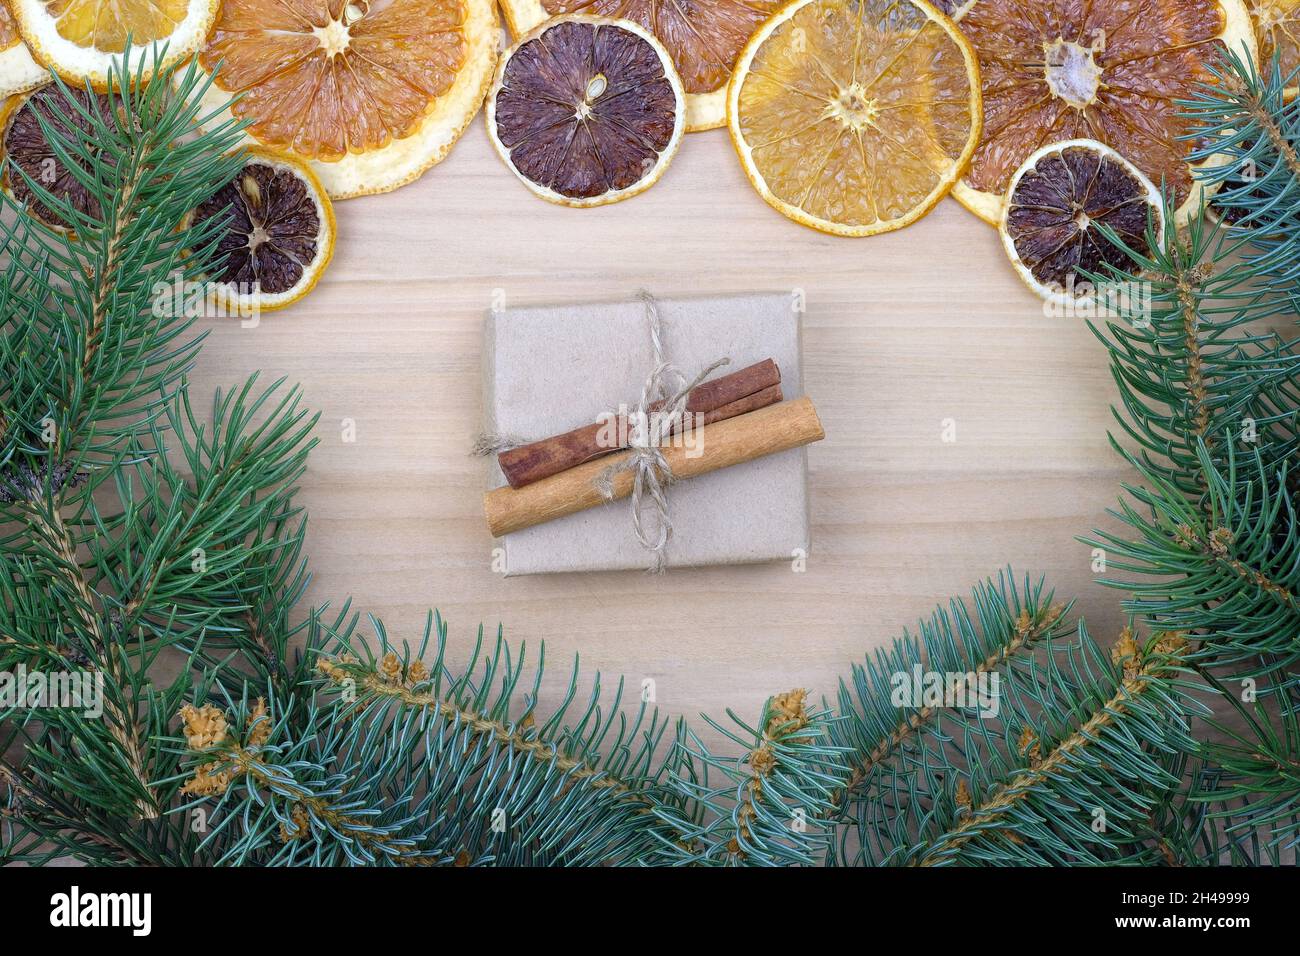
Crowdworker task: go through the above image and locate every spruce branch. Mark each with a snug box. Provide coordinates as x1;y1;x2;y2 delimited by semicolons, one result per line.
658;688;847;866
912;631;1194;866
169;611;709;865
827;572;1070;819
828;574;1199;865
1080;51;1300;860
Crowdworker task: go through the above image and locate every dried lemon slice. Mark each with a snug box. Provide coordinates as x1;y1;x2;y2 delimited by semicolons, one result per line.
487;16;685;207
195;0;498;199
999;139;1164;306
945;0;1258;228
497;0;782;131
8;0;219;88
188;149;336;313
1248;0;1300;97
728;0;982;237
0;4;45;97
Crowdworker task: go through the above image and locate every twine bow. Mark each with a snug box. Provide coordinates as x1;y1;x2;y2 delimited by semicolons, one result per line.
593;291;728;571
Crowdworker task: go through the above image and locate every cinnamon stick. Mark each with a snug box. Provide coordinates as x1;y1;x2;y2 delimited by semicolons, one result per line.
484;396;824;538
498;358;782;489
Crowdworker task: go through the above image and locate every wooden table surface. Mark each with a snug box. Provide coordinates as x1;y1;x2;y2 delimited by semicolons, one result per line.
189;110;1141;748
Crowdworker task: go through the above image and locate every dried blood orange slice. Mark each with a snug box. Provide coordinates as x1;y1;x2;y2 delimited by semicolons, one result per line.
188;149;336;313
1248;0;1300;97
1;84;112;229
195;0;498;199
9;0;219;88
497;0;782;131
487;16;685;207
728;0;982;237
999;139;1164;306
0;4;45;97
946;0;1258;228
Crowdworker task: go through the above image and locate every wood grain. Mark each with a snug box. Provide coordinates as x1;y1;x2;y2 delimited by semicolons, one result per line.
180;113;1221;753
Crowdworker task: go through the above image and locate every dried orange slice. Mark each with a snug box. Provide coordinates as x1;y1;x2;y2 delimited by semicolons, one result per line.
945;0;1258;228
1249;0;1300;96
0;4;45;97
727;0;982;238
999;139;1164;306
195;0;498;199
498;0;782;131
1;84;111;230
8;0;219;88
187;149;336;313
487;16;684;207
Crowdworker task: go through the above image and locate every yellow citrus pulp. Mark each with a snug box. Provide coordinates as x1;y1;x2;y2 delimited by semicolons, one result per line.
728;0;983;237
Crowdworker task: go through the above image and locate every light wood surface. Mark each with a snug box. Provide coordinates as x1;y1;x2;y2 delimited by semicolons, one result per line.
187;112;1150;749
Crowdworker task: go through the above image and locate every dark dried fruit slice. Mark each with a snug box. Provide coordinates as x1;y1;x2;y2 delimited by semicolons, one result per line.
999;139;1163;305
1;85;112;229
946;0;1257;227
497;0;782;130
188;149;335;313
486;15;685;207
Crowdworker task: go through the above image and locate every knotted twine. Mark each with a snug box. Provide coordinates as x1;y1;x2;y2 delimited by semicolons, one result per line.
477;290;728;572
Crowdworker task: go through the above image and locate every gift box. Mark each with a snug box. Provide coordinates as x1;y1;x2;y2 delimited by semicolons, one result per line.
481;292;811;575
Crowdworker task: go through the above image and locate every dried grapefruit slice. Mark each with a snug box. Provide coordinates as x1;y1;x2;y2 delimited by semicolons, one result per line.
8;0;219;87
195;0;498;199
999;139;1164;306
188;149;336;313
0;4;45;97
945;0;1258;228
497;0;782;131
1;84;111;229
487;16;684;206
727;0;982;237
1249;0;1300;96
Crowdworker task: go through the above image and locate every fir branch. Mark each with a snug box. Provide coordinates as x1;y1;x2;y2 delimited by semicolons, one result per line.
829;574;1200;865
827;572;1070;818
0;57;245;475
169;612;703;866
657;690;847;866
913;632;1193;866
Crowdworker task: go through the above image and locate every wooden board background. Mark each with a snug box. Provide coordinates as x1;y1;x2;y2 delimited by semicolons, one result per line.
189;112;1142;749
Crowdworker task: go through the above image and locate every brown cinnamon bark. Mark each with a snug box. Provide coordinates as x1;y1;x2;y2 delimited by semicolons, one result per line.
498;359;782;488
484;396;825;537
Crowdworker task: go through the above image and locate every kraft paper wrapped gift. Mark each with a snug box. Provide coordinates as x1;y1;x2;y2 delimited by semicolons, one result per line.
482;293;810;575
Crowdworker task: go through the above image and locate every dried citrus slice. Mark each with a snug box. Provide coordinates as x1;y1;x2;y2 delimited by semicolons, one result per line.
8;0;219;88
497;0;782;131
1;84;111;229
0;4;45;97
1249;0;1300;97
727;0;982;238
945;0;1258;228
195;0;498;199
487;16;685;207
999;139;1164;306
188;149;336;313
